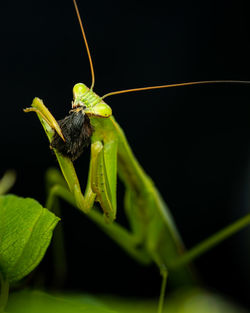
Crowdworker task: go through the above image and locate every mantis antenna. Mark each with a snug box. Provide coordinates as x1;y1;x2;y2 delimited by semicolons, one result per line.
73;0;250;99
101;80;250;99
73;0;95;90
72;0;250;100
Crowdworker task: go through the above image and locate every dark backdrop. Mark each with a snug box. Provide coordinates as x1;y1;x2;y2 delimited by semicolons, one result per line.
1;0;250;309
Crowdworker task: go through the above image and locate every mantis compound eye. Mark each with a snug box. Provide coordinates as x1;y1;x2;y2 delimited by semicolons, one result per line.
73;83;89;100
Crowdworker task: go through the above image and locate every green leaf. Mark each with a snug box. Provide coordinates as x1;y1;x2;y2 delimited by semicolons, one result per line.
0;195;60;283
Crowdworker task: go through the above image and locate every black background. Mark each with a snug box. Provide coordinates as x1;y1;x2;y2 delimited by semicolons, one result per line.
1;0;250;309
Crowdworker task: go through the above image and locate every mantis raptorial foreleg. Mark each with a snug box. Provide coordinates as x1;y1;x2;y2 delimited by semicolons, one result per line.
26;103;117;220
24;107;65;142
91;140;118;222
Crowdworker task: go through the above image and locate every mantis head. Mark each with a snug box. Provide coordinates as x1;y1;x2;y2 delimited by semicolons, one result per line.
72;83;112;118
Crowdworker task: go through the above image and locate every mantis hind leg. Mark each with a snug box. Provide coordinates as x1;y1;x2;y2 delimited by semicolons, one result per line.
171;213;250;269
45;167;151;265
123;188;169;313
45;168;70;287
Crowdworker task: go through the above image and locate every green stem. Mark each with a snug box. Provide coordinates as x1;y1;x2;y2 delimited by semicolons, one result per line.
172;214;250;269
0;273;9;313
157;269;168;313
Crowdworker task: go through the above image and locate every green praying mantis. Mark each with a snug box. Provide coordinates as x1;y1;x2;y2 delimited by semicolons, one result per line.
24;1;250;312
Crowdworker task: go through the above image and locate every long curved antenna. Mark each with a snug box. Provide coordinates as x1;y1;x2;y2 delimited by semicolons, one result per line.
101;80;250;99
73;0;95;90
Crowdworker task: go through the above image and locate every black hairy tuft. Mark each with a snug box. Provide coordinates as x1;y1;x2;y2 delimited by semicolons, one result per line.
51;109;93;161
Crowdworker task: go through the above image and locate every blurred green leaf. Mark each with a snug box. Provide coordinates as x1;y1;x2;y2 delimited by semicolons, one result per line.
0;195;60;283
0;171;16;195
99;288;248;313
6;288;248;313
7;290;117;313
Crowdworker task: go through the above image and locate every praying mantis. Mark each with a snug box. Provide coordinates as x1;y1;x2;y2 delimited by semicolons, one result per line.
24;1;250;312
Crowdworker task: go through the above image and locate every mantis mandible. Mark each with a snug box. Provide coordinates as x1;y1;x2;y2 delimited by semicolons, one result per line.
24;1;250;312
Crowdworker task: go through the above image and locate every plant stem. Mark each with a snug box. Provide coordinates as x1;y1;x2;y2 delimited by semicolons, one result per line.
0;273;9;313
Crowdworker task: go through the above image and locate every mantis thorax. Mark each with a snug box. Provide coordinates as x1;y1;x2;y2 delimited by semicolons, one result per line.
73;83;112;118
